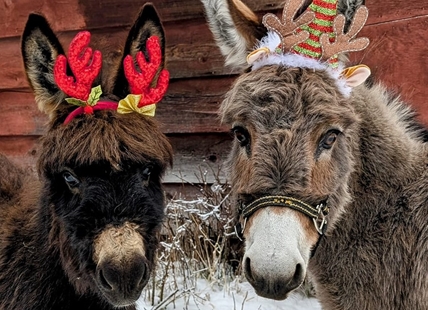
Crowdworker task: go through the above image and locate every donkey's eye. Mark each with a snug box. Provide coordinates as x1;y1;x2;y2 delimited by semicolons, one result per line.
63;171;80;188
141;166;153;185
232;126;250;147
320;130;340;150
142;167;152;179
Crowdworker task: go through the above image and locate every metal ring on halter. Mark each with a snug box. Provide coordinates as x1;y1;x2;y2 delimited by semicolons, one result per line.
312;203;329;235
239;195;329;235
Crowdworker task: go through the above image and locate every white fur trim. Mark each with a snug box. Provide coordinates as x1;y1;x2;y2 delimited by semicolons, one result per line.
251;32;352;98
256;31;281;53
251;52;327;71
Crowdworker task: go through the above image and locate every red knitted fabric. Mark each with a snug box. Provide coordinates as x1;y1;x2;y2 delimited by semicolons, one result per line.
123;36;170;107
54;31;102;101
57;34;169;124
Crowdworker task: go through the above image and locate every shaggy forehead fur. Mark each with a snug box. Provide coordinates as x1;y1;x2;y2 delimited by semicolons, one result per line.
221;66;357;130
221;65;360;221
38;108;173;174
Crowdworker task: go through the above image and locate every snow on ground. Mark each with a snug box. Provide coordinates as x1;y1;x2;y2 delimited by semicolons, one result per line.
137;278;321;310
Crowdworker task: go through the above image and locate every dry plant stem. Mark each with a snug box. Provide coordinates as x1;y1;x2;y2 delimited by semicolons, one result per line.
159;258;171;302
141;164;253;308
151;274;156;306
152;289;179;310
241;291;248;310
232;292;237;310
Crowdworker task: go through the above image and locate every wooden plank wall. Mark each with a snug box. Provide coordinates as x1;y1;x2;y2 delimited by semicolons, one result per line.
0;0;427;194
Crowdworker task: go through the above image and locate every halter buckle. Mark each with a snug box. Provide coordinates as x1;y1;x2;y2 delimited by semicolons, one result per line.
312;203;329;235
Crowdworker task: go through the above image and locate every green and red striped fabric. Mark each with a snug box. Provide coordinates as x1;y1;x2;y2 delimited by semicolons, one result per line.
293;0;339;67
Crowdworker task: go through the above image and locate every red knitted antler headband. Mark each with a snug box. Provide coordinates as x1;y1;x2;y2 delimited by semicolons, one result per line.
53;31;169;124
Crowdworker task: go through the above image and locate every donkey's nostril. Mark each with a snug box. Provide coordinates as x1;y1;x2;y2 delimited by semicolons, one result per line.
294;264;303;282
136;260;149;288
96;254;150;301
290;263;304;289
97;267;113;291
244;257;254;282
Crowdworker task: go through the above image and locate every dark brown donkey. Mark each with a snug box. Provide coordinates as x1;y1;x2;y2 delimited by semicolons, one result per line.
200;0;428;308
0;3;172;310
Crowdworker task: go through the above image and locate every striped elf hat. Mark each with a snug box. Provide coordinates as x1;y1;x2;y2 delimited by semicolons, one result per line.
293;0;339;68
250;0;370;70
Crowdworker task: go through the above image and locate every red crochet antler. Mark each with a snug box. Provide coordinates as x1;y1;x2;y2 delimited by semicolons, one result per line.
54;31;102;101
123;36;170;107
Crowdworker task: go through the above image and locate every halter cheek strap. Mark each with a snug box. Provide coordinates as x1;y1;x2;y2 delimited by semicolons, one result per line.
240;195;329;235
237;195;329;258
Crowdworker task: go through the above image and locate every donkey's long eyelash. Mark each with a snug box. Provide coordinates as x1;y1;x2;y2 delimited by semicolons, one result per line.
320;129;342;140
141;166;153;185
315;129;342;158
232;126;250;148
230;126;244;135
62;171;80;190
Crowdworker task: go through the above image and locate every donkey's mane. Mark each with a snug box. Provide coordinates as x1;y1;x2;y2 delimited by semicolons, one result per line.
370;83;428;143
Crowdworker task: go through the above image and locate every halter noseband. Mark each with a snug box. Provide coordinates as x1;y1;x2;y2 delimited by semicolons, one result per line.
239;195;329;235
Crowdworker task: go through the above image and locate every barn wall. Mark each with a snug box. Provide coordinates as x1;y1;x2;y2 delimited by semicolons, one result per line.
0;0;427;194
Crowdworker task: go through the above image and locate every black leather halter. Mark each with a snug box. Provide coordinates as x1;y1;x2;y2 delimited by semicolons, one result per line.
239;195;329;235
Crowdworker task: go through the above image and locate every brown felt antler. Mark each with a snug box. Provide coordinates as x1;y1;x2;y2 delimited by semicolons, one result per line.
320;6;370;60
262;0;315;52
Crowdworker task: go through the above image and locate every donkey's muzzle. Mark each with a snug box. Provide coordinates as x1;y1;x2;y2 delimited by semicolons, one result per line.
96;254;149;306
93;222;149;306
244;256;304;300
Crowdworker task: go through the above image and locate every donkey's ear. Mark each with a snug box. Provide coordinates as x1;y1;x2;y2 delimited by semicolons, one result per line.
111;3;166;99
200;0;267;70
338;0;365;31
21;13;66;117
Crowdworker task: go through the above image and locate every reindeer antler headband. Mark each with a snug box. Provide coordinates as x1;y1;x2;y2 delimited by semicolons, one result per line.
54;31;169;124
247;0;371;96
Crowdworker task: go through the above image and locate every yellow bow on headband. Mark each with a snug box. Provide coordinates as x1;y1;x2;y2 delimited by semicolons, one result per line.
117;94;156;117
